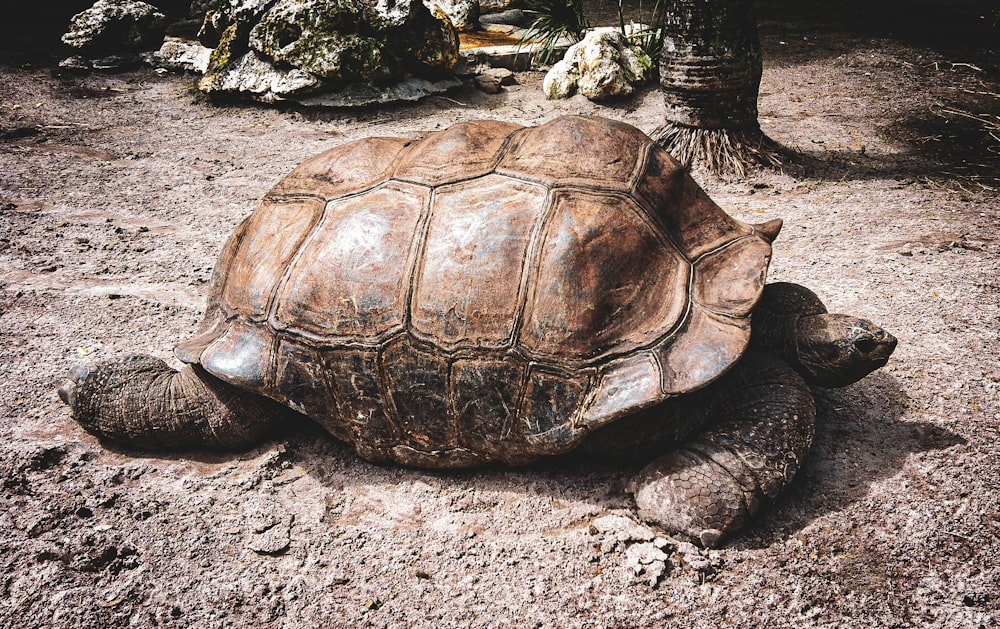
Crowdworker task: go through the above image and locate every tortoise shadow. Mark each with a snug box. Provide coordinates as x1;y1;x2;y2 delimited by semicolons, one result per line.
267;369;957;549
734;370;965;549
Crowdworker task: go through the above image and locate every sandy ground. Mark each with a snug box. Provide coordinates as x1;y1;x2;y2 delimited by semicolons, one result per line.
1;3;998;627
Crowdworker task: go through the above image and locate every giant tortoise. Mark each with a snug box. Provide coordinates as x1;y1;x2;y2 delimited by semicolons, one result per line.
58;115;896;546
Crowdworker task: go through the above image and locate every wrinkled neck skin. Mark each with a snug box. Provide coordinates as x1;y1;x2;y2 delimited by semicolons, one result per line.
750;283;898;388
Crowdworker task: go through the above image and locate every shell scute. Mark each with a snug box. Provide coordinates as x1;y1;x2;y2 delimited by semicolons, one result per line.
323;348;398;460
411;175;548;350
274;182;428;341
269;136;412;199
656;305;752;395
582;352;664;425
692;235;771;318
380;335;455;449
520;366;590;454
199;320;273;391
451;357;529;463
393;119;522;186
273;341;353;443
497;115;650;190
518;189;689;362
219;197;324;321
633;148;755;259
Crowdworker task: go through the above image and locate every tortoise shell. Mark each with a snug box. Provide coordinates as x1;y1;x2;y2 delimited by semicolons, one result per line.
175;115;777;467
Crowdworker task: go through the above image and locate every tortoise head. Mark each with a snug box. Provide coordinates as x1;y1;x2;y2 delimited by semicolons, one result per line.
794;313;897;387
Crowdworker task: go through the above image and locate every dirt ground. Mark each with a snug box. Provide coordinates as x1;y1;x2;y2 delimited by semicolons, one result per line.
1;1;998;627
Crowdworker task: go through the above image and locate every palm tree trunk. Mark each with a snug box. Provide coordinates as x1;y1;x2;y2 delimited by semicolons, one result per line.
656;0;780;176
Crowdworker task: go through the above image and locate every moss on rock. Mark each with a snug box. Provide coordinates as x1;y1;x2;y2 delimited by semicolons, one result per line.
199;0;458;100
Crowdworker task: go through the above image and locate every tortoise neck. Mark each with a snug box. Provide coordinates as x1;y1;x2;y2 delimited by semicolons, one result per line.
748;282;828;373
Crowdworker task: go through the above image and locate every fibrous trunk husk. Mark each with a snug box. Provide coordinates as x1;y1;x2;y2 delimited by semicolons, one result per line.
655;0;782;177
655;123;782;178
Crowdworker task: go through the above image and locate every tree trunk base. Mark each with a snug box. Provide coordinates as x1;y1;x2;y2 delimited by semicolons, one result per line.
655;123;783;178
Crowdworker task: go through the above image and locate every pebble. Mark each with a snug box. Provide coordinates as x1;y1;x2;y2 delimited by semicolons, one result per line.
248;516;293;555
590;513;656;543
474;68;516;93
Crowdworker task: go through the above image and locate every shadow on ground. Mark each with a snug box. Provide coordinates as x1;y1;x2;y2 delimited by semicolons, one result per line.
739;370;966;548
203;369;963;549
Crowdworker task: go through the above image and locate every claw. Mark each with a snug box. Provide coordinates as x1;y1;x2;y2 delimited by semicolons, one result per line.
57;364;90;408
57;381;75;406
69;364;90;383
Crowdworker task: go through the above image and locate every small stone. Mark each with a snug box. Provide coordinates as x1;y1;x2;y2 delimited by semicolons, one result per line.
474;72;502;93
244;498;294;555
247;515;293;555
486;67;515;85
59;56;92;73
590;513;656;543
473;68;517;94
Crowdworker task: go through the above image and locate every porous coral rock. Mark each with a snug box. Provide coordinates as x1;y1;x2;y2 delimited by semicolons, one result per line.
197;0;458;103
61;0;168;54
542;28;652;101
425;0;479;32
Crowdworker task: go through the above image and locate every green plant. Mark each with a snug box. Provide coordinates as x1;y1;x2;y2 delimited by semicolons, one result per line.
617;0;667;63
519;0;589;64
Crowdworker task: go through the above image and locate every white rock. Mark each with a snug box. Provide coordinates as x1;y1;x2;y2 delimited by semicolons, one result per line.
543;28;653;101
425;0;479;32
590;513;657;543
199;51;319;101
145;37;213;73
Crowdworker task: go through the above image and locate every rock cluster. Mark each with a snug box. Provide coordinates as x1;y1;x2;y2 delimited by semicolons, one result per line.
59;0;463;105
197;0;459;103
589;513;722;587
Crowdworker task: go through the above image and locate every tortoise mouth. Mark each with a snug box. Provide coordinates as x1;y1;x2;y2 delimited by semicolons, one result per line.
858;333;897;368
867;356;890;370
852;351;893;383
803;349;894;388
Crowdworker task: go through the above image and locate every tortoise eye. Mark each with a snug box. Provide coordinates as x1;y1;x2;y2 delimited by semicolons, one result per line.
854;337;878;354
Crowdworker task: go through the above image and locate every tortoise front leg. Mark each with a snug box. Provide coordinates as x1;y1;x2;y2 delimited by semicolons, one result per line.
58;354;281;450
631;352;816;547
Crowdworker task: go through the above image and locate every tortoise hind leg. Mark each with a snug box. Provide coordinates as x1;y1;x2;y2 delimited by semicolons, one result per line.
632;352;816;548
58;354;282;450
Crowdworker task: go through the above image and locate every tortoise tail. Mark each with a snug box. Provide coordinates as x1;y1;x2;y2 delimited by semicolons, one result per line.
631;353;815;547
59;355;280;450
